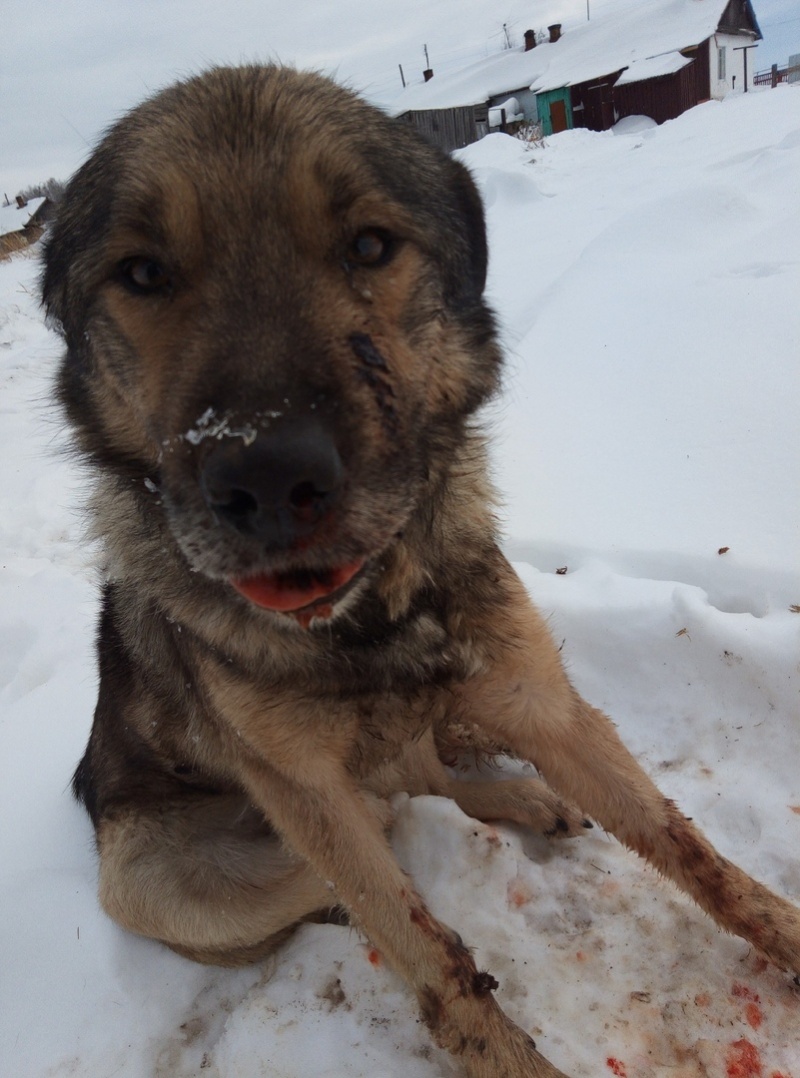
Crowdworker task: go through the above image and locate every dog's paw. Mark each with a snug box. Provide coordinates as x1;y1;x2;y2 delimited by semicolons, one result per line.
512;777;592;839
438;999;571;1078
449;776;591;839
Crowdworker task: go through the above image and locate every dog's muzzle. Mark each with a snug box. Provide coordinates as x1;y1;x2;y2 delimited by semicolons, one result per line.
199;419;343;548
197;419;365;618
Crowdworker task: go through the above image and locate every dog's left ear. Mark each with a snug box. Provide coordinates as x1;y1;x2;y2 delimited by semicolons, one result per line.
374;118;489;315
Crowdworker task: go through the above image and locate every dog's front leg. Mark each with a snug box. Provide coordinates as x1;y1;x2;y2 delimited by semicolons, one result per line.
199;656;569;1075
458;563;800;978
234;750;569;1078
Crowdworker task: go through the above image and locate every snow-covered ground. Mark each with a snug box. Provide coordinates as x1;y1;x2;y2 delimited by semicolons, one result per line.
1;86;799;1078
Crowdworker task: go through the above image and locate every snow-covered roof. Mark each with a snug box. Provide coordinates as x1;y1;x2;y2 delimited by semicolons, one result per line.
614;51;692;87
393;0;754;112
0;196;46;238
393;48;548;112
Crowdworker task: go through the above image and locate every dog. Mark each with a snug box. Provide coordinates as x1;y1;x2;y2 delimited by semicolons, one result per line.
42;65;799;1077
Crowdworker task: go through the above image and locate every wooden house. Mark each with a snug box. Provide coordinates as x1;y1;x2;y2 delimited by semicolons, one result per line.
392;0;763;150
534;0;762;135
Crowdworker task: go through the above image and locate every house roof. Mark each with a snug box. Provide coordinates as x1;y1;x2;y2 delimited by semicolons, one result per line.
614;51;693;87
0;196;46;239
392;0;760;113
392;47;549;112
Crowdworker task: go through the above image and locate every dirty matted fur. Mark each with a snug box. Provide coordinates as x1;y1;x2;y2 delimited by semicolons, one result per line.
42;66;799;1078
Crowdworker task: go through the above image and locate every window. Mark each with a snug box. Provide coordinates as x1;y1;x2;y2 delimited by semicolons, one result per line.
718;46;727;81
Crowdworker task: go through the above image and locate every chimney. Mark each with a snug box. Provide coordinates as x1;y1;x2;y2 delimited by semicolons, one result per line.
524;29;537;51
423;68;434;82
16;195;27;209
548;23;562;43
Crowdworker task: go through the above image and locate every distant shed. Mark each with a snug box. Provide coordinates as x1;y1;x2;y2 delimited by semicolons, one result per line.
536;88;573;135
534;0;759;135
0;196;51;256
612;46;711;126
400;104;488;153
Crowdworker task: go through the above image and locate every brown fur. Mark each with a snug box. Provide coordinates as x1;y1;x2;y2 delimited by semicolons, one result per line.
43;66;799;1078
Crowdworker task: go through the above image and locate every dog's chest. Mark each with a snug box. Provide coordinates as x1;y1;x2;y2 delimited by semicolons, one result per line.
345;685;441;779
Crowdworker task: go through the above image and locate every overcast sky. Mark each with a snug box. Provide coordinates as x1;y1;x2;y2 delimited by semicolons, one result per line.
2;0;798;198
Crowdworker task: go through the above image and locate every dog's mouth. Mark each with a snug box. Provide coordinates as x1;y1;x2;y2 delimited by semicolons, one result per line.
231;559;366;617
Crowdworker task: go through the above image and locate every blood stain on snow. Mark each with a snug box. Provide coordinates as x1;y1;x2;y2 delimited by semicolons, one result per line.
367;948;381;967
731;983;764;1030
606;1058;627;1077
507;881;532;908
745;1001;763;1030
726;1038;763;1078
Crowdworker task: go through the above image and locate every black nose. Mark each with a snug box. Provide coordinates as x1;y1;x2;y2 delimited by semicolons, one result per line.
199;421;343;546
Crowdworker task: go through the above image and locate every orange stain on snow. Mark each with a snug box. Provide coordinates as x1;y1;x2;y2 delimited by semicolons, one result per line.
726;1038;763;1078
745;1001;764;1030
731;983;765;1031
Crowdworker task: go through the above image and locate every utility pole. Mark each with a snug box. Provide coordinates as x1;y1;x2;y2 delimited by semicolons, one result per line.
733;44;758;92
398;64;406;88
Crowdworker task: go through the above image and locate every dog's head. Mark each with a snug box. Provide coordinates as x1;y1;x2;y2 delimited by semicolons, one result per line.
44;66;501;622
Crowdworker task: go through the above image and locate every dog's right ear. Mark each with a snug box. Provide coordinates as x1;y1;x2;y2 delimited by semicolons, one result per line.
41;153;115;348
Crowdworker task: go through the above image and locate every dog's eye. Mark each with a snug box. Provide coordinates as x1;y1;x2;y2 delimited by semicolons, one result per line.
348;229;395;268
118;257;172;295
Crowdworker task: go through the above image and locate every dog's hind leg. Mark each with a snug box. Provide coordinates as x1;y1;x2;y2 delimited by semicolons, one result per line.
457;558;800;978
95;794;336;967
400;724;588;837
445;775;590;838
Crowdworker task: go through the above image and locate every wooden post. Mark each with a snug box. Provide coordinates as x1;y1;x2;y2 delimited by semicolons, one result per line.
733;44;758;92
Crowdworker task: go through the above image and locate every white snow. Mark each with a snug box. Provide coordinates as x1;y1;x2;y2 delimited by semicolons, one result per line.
1;86;799;1077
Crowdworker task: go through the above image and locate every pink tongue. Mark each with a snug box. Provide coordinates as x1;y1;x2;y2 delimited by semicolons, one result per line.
232;561;363;612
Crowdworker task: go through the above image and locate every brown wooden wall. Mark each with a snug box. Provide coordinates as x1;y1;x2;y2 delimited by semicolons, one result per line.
571;77;618;131
399;106;485;153
613;43;710;127
570;39;712;132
